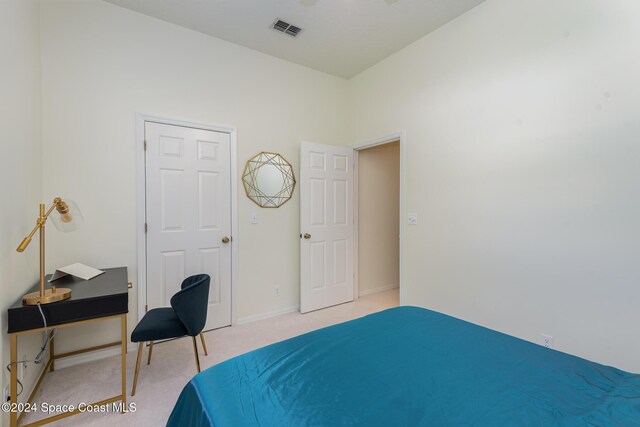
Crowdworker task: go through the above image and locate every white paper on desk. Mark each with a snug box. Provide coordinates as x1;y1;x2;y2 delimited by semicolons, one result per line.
49;263;105;282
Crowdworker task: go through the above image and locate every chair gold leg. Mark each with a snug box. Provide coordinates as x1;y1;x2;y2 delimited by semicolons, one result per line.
50;334;55;372
192;336;201;373
200;332;208;356
147;341;154;365
131;342;143;396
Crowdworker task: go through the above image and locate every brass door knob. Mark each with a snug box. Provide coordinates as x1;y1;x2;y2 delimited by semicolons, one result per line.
222;236;231;244
303;233;311;240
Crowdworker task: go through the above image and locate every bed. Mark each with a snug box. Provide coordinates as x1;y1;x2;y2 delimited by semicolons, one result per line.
167;306;640;426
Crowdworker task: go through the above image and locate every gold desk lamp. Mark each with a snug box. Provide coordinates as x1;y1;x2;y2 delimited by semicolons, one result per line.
16;197;83;305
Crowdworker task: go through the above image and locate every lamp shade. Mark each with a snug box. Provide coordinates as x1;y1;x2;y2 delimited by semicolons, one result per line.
50;199;83;232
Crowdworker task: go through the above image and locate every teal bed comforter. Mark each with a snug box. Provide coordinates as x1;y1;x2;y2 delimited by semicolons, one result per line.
167;306;640;426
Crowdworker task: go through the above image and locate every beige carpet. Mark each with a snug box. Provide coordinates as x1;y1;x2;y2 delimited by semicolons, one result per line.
23;289;399;426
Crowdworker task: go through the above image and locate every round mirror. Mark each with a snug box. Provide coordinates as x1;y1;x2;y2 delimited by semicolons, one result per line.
242;152;296;208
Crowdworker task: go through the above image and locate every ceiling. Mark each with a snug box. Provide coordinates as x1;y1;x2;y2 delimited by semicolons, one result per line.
103;0;485;79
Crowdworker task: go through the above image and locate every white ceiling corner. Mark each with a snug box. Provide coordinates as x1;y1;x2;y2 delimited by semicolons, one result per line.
102;0;486;79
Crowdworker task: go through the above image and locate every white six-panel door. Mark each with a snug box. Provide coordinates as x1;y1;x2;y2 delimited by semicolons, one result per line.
145;122;232;330
300;142;354;313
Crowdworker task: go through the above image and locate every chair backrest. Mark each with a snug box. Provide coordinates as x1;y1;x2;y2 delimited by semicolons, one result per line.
171;274;210;336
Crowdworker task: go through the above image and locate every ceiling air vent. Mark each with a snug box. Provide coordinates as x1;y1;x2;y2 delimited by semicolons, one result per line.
271;19;303;38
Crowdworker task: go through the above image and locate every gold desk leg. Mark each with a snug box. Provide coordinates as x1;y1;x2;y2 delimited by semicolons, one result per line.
121;313;127;413
50;334;55;372
10;334;17;427
200;332;208;356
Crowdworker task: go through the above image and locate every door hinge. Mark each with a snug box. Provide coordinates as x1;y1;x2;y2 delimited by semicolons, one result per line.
144;223;148;233
145;305;148;313
144;140;147;151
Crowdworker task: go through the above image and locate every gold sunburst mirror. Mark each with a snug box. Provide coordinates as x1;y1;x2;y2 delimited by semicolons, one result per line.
242;152;296;208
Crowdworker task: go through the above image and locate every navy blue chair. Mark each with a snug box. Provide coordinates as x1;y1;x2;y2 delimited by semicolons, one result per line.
131;274;210;396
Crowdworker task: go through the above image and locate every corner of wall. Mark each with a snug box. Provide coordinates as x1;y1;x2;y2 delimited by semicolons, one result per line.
0;0;45;422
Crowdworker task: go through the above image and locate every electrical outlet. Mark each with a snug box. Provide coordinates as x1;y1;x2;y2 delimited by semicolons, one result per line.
274;287;280;297
541;334;554;349
18;356;27;381
408;213;418;225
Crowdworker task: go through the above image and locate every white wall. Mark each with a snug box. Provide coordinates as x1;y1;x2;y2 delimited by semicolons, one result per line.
358;141;400;295
0;0;46;421
39;0;352;352
8;0;640;384
351;0;640;372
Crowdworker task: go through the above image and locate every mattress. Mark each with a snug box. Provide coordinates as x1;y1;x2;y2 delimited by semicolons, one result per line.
167;306;640;426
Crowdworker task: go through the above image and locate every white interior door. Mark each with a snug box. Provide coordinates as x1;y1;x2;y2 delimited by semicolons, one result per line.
145;122;232;330
300;142;354;313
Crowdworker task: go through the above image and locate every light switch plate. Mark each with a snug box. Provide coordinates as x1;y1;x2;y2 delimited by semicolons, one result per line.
251;212;258;224
408;213;418;225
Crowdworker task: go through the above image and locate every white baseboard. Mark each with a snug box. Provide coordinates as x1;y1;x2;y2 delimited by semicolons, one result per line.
53;305;300;369
358;283;399;297
45;290;387;371
55;306;301;369
235;306;300;325
55;343;137;370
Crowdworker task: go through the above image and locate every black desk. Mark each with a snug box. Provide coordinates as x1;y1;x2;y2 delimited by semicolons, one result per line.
7;267;129;427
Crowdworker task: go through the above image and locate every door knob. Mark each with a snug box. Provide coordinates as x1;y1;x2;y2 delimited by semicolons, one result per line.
222;236;231;244
303;233;311;240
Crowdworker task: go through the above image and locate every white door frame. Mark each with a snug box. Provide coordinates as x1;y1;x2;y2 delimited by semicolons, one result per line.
135;113;239;326
351;131;405;302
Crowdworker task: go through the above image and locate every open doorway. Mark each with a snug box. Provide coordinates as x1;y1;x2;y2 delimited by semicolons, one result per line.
354;137;402;307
